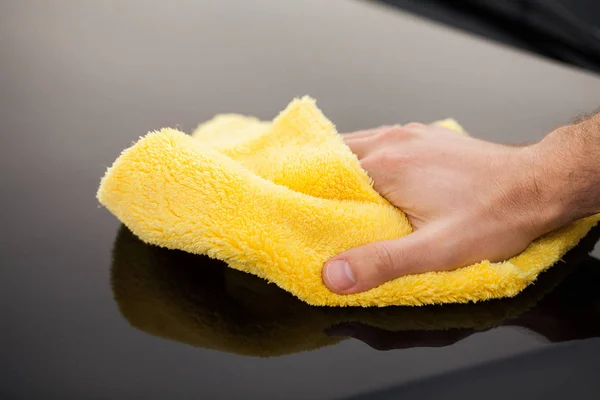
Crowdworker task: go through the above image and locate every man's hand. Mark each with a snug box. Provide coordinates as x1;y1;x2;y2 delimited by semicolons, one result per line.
323;121;599;294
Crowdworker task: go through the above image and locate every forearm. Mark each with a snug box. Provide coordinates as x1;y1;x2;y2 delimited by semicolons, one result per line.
533;112;600;229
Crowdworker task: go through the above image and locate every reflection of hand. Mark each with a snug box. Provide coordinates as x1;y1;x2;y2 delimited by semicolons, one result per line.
323;122;600;294
327;258;600;351
327;322;485;350
325;294;600;351
507;258;600;343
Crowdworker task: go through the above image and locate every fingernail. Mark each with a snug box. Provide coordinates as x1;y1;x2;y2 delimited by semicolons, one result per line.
325;259;356;291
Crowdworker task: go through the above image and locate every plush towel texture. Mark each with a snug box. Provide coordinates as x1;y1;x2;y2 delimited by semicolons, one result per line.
111;225;599;356
98;97;600;307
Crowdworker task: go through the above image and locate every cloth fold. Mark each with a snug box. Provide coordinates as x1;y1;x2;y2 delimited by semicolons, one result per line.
97;97;600;307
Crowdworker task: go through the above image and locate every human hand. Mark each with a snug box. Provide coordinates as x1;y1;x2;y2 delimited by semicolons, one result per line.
323;123;569;294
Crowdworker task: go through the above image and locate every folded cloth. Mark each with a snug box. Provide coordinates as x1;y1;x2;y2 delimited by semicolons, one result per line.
97;96;600;307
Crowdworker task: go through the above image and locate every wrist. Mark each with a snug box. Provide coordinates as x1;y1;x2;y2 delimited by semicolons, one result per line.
486;143;564;240
521;141;569;235
527;124;598;230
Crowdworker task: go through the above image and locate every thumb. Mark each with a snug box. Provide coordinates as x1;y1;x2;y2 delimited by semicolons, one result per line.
322;226;455;294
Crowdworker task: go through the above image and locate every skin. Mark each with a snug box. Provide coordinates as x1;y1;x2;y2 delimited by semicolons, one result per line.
323;112;600;294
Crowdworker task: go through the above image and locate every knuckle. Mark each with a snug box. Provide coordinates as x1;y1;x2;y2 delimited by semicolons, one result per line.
359;155;375;171
375;151;398;169
371;242;396;280
377;126;414;142
403;122;426;130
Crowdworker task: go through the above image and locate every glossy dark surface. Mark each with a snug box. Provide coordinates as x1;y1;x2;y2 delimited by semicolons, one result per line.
2;1;600;399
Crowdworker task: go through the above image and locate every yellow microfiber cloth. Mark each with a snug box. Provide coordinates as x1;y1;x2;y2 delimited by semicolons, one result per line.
111;225;598;357
98;96;600;307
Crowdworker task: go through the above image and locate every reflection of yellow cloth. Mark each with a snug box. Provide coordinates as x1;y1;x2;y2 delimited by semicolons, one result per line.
111;226;582;357
98;96;600;307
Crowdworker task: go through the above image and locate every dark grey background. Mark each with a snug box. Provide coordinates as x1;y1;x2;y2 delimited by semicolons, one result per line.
1;0;600;399
379;0;600;74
